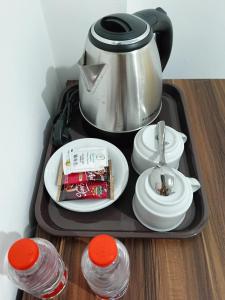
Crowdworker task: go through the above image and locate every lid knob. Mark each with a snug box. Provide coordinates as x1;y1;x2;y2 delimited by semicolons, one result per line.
88;234;118;267
8;238;39;270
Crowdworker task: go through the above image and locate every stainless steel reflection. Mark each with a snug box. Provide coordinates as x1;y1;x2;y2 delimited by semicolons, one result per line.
79;38;162;132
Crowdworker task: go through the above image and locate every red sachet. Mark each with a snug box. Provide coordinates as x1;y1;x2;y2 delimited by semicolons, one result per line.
63;167;110;185
59;181;112;201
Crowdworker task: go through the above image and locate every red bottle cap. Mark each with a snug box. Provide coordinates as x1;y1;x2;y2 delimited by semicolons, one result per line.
88;234;118;267
8;238;39;270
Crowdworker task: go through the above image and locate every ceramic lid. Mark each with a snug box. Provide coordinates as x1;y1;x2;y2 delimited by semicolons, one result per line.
135;168;196;217
134;125;187;163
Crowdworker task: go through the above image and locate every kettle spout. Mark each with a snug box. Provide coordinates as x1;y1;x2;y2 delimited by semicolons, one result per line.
79;63;107;92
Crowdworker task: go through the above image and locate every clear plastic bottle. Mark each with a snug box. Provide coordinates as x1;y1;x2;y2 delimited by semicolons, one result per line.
7;238;68;299
81;234;130;300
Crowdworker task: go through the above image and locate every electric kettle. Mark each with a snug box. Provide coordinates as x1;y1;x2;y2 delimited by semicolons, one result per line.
78;8;173;133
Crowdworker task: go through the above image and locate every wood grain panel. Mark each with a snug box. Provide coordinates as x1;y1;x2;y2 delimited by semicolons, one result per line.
22;80;225;300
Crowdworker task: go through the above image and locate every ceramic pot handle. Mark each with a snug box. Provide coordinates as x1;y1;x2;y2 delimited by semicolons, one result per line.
180;133;187;143
188;177;201;193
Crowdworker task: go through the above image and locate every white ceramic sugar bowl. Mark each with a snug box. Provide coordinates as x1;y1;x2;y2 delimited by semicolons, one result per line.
131;124;187;174
132;168;201;232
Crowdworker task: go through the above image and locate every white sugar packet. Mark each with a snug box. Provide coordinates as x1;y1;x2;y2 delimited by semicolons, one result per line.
63;147;108;175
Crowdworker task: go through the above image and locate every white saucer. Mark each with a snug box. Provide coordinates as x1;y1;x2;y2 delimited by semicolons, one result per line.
44;138;129;212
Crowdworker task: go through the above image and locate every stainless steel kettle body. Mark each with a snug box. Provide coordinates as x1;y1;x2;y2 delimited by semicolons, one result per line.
79;8;173;133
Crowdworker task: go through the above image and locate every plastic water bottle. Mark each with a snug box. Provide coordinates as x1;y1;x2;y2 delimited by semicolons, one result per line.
81;234;130;299
7;238;68;299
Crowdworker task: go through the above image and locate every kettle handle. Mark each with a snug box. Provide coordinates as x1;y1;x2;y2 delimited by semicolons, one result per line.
134;7;173;71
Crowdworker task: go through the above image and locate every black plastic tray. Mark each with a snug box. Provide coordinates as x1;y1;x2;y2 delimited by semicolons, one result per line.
35;83;208;238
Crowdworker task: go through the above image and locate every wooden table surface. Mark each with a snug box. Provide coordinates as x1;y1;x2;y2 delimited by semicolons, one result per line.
22;80;225;300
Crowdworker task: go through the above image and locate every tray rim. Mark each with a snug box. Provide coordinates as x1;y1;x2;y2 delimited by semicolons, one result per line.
35;83;208;239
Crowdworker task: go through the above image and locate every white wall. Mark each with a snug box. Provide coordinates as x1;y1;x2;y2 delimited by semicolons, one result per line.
127;0;225;78
41;0;127;85
41;0;225;81
0;1;61;299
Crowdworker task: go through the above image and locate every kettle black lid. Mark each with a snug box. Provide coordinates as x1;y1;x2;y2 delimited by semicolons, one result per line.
89;13;153;52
